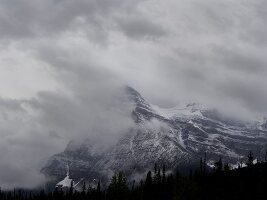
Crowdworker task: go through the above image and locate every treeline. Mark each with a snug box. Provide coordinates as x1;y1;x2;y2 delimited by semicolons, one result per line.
1;152;267;200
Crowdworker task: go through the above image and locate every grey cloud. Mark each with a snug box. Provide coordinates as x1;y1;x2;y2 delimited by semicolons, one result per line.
211;46;266;74
0;99;52;189
1;0;267;189
0;81;134;189
218;77;267;113
0;0;145;42
117;17;167;40
239;1;267;46
0;97;25;112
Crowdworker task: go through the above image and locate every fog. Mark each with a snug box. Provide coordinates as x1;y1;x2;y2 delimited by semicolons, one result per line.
0;0;267;188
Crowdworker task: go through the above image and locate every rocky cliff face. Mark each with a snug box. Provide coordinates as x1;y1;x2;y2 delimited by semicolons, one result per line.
42;86;267;182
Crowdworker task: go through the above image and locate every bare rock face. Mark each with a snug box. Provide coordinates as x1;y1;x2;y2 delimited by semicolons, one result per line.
42;86;267;183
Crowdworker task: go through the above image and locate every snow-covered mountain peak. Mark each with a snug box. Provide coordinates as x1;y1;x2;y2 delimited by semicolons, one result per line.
151;102;205;120
42;86;267;184
124;86;151;108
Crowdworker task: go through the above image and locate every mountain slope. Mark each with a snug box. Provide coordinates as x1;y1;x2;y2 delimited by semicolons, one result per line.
42;86;267;182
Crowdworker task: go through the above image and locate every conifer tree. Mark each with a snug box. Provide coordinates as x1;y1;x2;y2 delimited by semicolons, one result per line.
131;180;135;191
82;182;86;193
200;157;203;173
154;163;158;175
96;181;101;200
224;163;230;171
204;152;207;174
144;171;153;200
156;169;162;184
145;171;153;186
215;157;223;172
69;180;74;197
107;172;128;200
162;164;166;183
247;151;254;167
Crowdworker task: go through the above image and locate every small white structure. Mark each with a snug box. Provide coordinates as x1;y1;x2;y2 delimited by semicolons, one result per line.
56;165;73;189
56;165;83;189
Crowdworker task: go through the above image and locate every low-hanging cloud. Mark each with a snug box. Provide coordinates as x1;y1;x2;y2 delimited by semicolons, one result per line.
0;74;135;189
0;0;267;189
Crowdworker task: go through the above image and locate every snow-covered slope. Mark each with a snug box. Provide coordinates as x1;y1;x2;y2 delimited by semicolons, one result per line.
42;86;267;182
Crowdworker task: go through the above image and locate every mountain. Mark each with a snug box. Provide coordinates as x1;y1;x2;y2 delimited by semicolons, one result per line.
41;86;267;183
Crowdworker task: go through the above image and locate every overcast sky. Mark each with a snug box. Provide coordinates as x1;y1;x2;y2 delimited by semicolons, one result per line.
0;0;267;189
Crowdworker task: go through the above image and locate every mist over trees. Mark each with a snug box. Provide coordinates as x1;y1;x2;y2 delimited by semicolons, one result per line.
1;152;267;200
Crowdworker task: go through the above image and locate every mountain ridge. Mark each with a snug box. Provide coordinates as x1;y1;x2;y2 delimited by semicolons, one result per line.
41;86;267;183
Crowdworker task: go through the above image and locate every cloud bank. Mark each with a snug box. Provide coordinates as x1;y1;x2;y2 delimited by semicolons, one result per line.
0;0;267;188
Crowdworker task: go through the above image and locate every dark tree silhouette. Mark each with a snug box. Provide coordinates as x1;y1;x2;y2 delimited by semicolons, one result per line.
1;153;267;200
107;172;128;200
215;157;223;172
224;163;230;171
247;151;254;167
